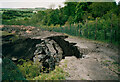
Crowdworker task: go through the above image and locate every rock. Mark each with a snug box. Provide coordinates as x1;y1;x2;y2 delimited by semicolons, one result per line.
2;37;42;59
33;38;63;71
46;40;57;54
12;57;17;61
47;36;82;58
2;25;82;72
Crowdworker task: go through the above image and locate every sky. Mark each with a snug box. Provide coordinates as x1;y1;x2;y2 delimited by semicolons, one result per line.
0;0;119;8
0;0;66;9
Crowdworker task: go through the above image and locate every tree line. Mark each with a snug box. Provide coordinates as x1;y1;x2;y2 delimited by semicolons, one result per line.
30;2;119;26
2;2;120;45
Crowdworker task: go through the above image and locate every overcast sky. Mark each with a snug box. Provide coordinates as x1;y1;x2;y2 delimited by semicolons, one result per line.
0;0;65;8
0;0;119;8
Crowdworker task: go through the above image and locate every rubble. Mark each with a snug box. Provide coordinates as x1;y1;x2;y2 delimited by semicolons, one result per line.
2;25;82;72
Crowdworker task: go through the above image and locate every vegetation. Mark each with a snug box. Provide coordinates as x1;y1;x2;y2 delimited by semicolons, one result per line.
2;58;68;80
33;66;69;80
1;1;120;80
2;58;26;80
102;60;120;74
17;59;68;80
2;2;119;45
2;10;34;25
17;59;41;80
0;31;12;36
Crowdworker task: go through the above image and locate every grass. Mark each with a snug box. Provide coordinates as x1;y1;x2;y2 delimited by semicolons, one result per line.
33;66;69;80
2;58;26;80
101;60;120;74
0;31;13;36
17;59;41;80
62;60;68;68
28;24;118;47
17;59;69;80
110;62;120;74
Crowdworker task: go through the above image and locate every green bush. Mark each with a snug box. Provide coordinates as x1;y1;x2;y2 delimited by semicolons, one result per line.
33;66;69;80
17;59;68;80
17;59;41;80
2;58;26;80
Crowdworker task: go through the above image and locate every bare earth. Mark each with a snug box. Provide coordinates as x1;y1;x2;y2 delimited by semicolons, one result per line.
1;25;119;80
59;35;119;80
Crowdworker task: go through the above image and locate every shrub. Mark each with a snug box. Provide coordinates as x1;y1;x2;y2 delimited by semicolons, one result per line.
2;58;26;80
33;66;69;80
17;59;69;80
17;59;41;80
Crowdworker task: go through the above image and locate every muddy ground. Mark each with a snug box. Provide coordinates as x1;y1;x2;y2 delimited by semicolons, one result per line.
59;35;119;80
1;25;119;80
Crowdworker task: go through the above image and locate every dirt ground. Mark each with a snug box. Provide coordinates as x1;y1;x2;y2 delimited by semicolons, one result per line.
59;35;119;80
1;25;119;80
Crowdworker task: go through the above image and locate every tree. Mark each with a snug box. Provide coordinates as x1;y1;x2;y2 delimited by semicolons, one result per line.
74;2;89;22
89;2;116;17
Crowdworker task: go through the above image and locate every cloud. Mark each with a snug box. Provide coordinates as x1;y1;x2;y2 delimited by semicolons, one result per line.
115;0;120;4
0;0;66;8
0;0;118;8
0;2;65;8
0;0;66;2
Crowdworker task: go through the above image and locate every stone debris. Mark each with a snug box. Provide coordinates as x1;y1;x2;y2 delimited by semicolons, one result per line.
2;25;82;72
33;39;63;71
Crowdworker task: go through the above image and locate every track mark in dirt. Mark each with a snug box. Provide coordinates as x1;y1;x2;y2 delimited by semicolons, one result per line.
59;36;119;80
